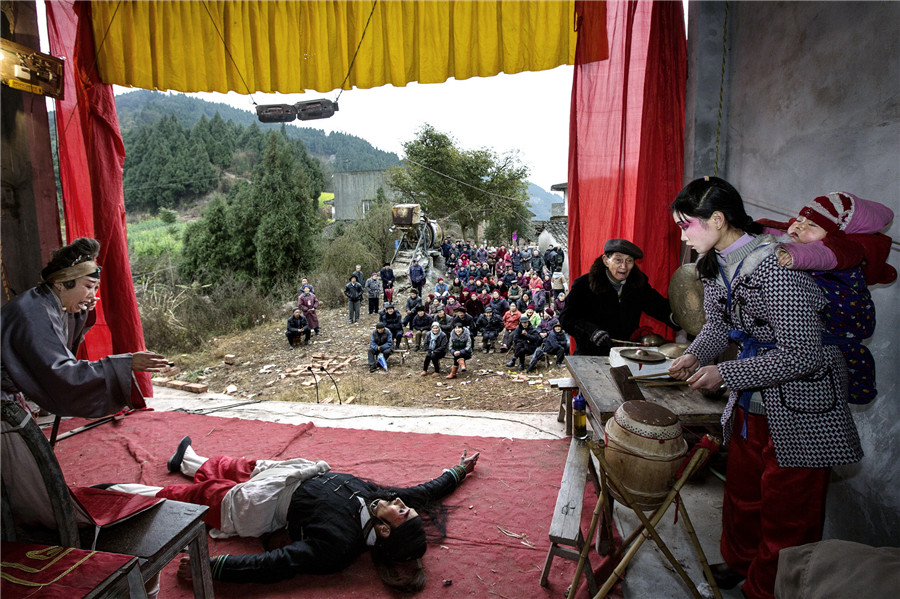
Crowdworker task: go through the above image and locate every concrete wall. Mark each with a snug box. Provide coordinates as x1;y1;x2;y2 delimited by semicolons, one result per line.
332;170;398;220
686;1;900;546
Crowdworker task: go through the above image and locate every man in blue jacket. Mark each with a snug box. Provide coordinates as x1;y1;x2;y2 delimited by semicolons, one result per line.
408;258;426;296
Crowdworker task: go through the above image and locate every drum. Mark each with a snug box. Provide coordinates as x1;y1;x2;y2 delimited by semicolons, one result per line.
604;401;688;510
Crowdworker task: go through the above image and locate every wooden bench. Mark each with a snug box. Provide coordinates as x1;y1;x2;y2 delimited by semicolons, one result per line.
549;376;579;436
540;436;601;595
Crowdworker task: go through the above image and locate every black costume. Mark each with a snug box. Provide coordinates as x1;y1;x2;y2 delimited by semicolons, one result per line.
210;469;462;583
559;257;676;356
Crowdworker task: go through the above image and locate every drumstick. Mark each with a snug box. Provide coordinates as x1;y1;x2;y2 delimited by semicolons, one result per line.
610;339;649;346
640;381;691;387
627;372;673;380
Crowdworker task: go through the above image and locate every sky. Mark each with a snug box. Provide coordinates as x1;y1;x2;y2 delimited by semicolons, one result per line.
181;67;574;193
35;0;572;194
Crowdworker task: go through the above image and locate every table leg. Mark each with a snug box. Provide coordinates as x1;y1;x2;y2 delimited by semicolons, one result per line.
564;389;574;436
187;523;215;599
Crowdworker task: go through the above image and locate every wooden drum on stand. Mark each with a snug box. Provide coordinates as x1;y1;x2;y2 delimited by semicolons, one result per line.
604;401;688;510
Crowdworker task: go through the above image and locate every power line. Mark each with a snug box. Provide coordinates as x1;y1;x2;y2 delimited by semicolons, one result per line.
335;1;378;104
403;159;525;203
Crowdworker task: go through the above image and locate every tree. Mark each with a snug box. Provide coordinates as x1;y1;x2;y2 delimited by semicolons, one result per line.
179;131;324;287
387;124;530;241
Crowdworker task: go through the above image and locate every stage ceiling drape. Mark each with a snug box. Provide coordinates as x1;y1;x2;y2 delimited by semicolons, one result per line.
46;0;150;404
89;0;579;93
568;0;686;337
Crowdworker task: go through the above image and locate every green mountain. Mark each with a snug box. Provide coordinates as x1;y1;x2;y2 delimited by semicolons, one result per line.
113;89;402;173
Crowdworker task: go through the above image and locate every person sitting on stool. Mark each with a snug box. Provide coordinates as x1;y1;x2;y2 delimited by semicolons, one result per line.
286;308;311;349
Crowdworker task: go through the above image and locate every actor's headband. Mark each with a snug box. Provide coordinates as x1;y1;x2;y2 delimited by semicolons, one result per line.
44;261;101;283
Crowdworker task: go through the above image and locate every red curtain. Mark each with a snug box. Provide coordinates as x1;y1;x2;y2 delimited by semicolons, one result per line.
46;1;150;404
568;0;686;337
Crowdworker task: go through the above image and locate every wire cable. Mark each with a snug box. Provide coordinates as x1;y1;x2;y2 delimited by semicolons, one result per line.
200;0;257;105
713;0;730;176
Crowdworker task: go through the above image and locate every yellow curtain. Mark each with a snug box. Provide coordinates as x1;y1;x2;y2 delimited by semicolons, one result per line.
90;0;580;94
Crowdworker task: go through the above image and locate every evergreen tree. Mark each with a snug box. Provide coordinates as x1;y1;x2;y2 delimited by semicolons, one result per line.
179;131;323;286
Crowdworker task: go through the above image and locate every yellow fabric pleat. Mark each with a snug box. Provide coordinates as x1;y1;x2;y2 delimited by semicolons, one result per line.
90;0;580;93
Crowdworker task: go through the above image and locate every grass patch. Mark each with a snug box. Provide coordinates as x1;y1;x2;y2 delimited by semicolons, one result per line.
128;217;186;259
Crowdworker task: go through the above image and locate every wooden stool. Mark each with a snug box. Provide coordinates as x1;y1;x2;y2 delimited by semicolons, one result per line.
568;437;722;599
539;436;601;595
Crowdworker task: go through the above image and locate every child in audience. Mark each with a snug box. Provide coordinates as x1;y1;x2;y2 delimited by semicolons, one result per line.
759;192;895;404
500;304;522;352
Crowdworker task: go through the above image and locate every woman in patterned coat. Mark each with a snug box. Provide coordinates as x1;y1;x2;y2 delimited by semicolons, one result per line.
668;177;863;599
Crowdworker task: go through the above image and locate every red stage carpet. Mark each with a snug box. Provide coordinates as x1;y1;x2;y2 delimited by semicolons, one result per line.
52;411;620;598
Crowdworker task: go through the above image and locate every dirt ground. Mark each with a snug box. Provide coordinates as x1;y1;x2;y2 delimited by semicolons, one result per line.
162;306;565;413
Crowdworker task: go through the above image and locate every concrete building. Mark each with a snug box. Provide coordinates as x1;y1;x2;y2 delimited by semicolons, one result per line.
331;170;399;221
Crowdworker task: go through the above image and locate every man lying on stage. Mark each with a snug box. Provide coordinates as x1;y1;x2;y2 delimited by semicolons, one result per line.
107;437;480;593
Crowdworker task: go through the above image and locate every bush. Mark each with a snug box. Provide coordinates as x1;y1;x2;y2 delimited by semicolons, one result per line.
138;272;279;354
159;208;178;224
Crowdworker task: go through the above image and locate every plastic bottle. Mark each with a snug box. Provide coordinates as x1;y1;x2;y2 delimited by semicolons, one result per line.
572;394;588;440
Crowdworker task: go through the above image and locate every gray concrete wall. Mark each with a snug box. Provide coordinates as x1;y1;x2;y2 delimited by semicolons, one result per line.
686;1;900;546
332;170;398;220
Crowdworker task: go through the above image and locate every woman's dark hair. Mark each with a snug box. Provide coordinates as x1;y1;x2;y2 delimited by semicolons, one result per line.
669;177;762;280
41;238;101;288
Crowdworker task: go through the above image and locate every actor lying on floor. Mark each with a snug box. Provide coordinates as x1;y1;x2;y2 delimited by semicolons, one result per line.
108;437;480;592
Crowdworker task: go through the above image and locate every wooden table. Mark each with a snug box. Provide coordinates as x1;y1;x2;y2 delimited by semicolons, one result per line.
565;355;725;429
88;500;214;599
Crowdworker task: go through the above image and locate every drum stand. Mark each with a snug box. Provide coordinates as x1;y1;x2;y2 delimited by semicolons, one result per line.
569;437;722;599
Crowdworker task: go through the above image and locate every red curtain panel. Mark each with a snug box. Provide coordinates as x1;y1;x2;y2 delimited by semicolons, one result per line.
568;0;686;337
46;0;150;403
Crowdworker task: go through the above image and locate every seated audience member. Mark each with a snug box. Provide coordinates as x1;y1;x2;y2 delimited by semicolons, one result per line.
476;307;504;353
364;273;382;315
378;303;404;345
538;308;559;333
559;239;678;356
450;306;476;338
111;438;478;593
428;297;443;314
524;305;541;327
298;285;320;335
286;308;311;349
500;304;522;351
446;324;472;379
527;323;569;372
402;289;425;329
488;290;509;316
411;307;434;351
444;296;460;314
367;322;394;372
465;290;485;320
432;307;453;336
506;316;541;371
421;322;448;376
434;278;449;299
507;281;523;305
553;291;567;315
449;277;463;296
532;287;547;313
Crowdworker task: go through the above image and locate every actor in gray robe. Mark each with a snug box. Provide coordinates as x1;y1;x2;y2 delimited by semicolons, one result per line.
1;238;167;418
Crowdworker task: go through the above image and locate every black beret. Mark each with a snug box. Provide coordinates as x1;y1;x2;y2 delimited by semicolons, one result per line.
376;322;386;329
603;238;643;259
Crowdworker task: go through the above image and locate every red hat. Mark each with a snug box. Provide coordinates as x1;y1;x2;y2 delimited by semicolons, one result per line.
799;192;856;234
527;304;535;310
